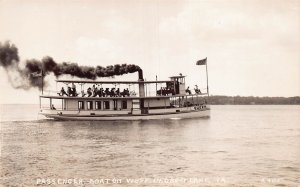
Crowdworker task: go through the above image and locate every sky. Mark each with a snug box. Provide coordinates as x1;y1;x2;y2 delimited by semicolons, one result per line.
0;0;299;104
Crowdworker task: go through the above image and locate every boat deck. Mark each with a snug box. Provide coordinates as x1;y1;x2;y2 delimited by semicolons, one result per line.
40;93;207;100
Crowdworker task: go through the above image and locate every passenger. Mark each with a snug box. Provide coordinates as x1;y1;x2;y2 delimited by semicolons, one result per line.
51;104;56;110
81;90;86;97
67;87;72;96
115;88;120;97
166;87;172;95
125;88;130;96
130;90;136;96
162;87;166;96
87;87;92;97
93;87;98;97
194;85;201;94
121;89;126;97
110;88;115;97
59;87;68;96
97;88;101;97
185;86;192;95
92;85;96;96
71;83;77;96
99;88;104;97
105;88;110;97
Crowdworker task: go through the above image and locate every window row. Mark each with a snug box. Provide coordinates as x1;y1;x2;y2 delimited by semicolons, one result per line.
78;101;127;110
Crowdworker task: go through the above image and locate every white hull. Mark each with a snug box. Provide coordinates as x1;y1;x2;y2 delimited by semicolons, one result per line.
40;107;210;121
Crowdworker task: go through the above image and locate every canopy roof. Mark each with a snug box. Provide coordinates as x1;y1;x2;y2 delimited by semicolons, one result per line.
56;80;173;84
40;95;172;99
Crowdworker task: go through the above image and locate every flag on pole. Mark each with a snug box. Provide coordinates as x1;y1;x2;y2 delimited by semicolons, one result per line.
196;58;207;65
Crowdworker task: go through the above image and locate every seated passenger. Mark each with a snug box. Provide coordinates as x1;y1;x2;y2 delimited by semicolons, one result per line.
67;87;73;96
110;88;115;97
130;90;136;96
162;87;166;96
99;88;104;97
59;87;68;96
121;89;126;97
93;87;98;97
81;90;86;97
194;85;201;94
87;87;92;97
185;86;192;95
125;88;130;96
51;104;56;110
115;88;120;97
105;88;110;97
72;88;79;96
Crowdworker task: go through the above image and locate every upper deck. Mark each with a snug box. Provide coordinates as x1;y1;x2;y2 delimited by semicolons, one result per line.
40;72;208;99
40;95;178;99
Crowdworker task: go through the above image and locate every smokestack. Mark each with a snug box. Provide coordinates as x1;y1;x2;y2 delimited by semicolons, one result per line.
138;69;144;80
138;69;146;113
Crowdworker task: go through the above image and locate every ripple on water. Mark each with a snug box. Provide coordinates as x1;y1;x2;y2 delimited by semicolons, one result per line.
1;105;300;187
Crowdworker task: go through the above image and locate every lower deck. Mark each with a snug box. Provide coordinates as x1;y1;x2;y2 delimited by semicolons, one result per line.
40;106;210;120
39;95;209;120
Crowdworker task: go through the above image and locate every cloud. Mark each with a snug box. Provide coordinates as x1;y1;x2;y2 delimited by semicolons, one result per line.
75;36;125;66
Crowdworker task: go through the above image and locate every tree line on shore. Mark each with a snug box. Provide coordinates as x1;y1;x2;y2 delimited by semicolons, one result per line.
204;95;300;105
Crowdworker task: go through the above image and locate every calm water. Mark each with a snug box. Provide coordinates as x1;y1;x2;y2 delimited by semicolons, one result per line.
0;105;299;187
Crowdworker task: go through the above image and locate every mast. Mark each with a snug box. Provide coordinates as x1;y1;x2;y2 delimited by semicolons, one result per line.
205;58;209;97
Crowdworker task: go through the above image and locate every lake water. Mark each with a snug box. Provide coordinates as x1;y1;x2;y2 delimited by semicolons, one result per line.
0;105;299;187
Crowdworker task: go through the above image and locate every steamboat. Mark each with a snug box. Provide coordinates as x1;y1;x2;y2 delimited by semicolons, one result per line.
39;67;210;120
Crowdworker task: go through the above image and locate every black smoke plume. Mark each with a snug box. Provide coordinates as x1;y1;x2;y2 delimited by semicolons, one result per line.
0;41;141;90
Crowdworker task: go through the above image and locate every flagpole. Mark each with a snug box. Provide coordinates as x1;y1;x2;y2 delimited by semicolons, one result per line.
41;69;44;95
205;57;209;97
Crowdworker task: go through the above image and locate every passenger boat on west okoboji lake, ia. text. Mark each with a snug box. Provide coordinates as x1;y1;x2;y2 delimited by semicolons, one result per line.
39;67;210;120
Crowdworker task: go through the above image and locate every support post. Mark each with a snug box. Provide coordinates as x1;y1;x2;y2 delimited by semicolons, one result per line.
156;75;157;95
41;69;44;95
50;98;52;109
192;95;194;106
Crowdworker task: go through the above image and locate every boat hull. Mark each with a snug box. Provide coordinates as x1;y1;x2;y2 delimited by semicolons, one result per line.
40;108;210;121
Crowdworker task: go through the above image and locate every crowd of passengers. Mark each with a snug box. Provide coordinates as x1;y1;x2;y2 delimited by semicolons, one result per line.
156;87;175;96
157;85;202;96
58;83;202;97
58;83;135;97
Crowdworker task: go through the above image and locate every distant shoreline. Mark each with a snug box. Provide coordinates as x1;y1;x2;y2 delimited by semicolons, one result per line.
205;96;300;105
1;96;300;105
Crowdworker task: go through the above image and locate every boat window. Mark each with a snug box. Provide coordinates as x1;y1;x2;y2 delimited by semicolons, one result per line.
78;101;84;110
122;101;127;109
104;101;110;109
87;101;93;110
95;101;102;110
